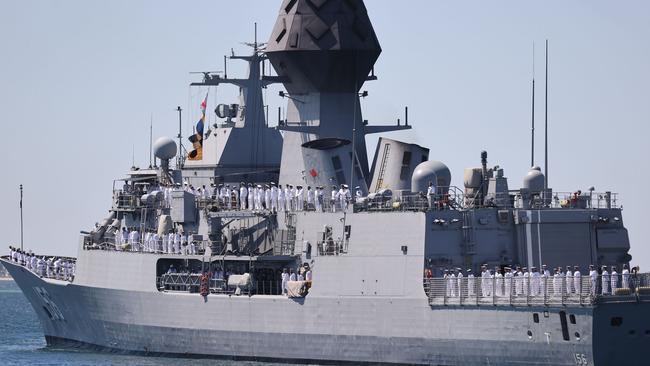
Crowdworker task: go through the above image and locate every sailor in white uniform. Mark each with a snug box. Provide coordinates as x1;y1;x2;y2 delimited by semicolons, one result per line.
129;228;140;252
573;266;582;294
278;185;286;212
264;185;271;210
330;186;338;212
589;265;598;296
173;231;181;254
240;183;248;210
426;181;436;208
565;265;574;294
316;186;324;212
456;268;464;297
622;264;630;289
494;267;503;297
467;269;475;297
289;269;297;282
601;266;610;295
610;266;619;293
270;182;278;212
306;186;315;211
295;185;304;211
504;267;513;297
247;183;255;210
281;269;289;295
151;232;160;253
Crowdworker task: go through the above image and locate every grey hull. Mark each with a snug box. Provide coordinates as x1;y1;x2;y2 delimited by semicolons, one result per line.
8;258;647;366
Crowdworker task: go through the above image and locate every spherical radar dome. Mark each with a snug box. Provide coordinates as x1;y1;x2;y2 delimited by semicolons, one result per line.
153;137;177;160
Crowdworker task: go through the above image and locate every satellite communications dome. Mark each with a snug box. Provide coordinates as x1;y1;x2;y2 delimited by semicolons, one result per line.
411;160;451;194
523;167;545;193
153;137;177;161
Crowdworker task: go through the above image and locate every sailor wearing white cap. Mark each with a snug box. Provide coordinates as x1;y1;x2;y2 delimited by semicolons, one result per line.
338;184;350;210
286;185;294;211
316;186;324;212
231;184;239;209
151;232;160;253
573;266;581;294
495;267;503;297
456;268;464;297
504;267;513;297
270;182;278;212
295;185;304;211
531;266;540;296
255;184;263;210
330;186;338;212
589;265;597;296
173;231;181;254
278;184;286;212
601;266;610;295
167;232;174;254
610;266;618;293
247;183;255;210
264;185;271;210
622;264;630;289
565;265;573;294
240;183;248;210
467;269;475;296
306;186;314;210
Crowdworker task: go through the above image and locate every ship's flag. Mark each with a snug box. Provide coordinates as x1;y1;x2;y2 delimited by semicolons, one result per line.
188;91;209;161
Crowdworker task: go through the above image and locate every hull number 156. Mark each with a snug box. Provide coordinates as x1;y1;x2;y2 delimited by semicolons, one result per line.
574;353;588;365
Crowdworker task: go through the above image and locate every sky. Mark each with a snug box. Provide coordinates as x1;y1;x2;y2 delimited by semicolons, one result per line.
0;1;648;267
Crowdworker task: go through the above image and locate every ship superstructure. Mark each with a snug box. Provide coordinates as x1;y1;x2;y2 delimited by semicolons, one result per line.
2;1;649;365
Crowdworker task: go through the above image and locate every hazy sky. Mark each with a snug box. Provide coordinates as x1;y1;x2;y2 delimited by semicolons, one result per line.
1;1;648;267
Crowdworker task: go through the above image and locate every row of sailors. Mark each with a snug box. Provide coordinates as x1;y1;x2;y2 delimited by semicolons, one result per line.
7;246;75;281
435;264;632;297
116;228;198;255
162;182;362;212
281;267;313;295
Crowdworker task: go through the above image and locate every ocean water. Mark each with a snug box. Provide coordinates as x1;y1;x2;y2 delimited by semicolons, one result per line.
0;280;297;366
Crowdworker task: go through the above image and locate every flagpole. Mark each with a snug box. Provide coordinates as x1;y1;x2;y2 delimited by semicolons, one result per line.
20;184;24;251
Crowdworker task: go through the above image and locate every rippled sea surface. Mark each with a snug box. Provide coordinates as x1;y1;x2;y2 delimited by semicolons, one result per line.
0;279;298;366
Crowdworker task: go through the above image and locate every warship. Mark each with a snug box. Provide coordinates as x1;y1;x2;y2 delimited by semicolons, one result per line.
2;1;649;365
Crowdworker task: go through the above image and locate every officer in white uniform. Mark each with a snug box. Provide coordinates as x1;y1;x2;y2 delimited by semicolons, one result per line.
610;266;618;293
522;267;529;296
330;186;338;212
247;183;255;210
316;186;324;212
531;266;540;296
565;265;573;294
173;231;181;254
495;267;503;297
151;232;160;253
426;181;436;208
573;266;582;294
589;265;598;296
281;269;289;295
271;182;278;212
504;267;513;297
240;183;248;210
306;186;315;210
601;265;610;295
278;184;286;212
622;264;630;289
295;186;304;211
456;268;464;297
264;185;271;210
467;269;475;297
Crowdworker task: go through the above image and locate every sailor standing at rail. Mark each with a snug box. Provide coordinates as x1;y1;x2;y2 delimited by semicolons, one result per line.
355;186;363;203
316;186;324;212
565;266;574;294
129;227;140;252
504;267;513;297
152;232;160;253
330;186;338;212
622;264;630;289
247;183;255;210
522;267;529;296
610;266;618;293
271;183;278;212
573;266;581;294
531;267;540;296
295;185;304;211
167;232;174;254
456;268;463;297
443;269;450;296
306;186;314;210
278;184;285;212
601;266;610;295
240;183;248;210
173;230;181;255
264;185;271;210
281;268;289;295
589;265;597;296
467;269;475;296
426;181;436;208
480;266;489;296
495;267;503;297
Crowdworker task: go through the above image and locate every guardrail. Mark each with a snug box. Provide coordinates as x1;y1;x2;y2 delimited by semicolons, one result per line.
157;274;282;296
423;273;650;307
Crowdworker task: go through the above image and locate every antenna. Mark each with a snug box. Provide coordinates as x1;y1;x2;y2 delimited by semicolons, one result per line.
544;39;549;189
132;144;135;168
19;184;23;251
176;106;183;169
530;42;535;168
224;55;228;79
149;114;153;168
254;22;258;52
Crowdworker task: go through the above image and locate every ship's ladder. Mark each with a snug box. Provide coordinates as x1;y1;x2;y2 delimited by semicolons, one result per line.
461;210;477;259
375;143;391;189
